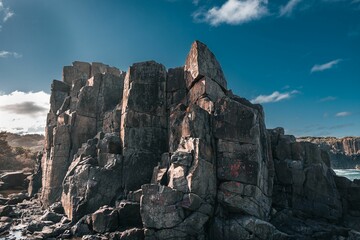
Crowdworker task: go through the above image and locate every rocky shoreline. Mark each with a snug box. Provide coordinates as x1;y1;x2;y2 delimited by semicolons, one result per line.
1;41;360;239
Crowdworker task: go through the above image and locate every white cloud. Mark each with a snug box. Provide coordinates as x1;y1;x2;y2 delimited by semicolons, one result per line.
0;91;50;134
336;111;352;117
311;59;342;73
251;90;299;104
193;0;268;26
0;0;14;22
279;0;302;17
319;96;337;102
0;51;22;58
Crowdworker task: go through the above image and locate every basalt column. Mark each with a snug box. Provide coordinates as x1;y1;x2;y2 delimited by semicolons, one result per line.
120;61;168;192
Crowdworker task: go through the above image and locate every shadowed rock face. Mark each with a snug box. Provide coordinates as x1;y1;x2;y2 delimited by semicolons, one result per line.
269;128;343;222
35;41;359;240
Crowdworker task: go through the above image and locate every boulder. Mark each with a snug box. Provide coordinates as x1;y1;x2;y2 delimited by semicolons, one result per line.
92;207;119;233
0;171;28;190
0;205;13;217
40;210;63;223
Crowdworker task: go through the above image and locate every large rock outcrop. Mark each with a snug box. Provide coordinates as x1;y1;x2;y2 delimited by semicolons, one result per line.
32;40;360;240
41;62;125;207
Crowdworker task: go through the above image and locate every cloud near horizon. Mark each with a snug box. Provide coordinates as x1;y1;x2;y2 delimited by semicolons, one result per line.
251;90;299;104
311;59;342;73
0;91;50;134
193;0;268;26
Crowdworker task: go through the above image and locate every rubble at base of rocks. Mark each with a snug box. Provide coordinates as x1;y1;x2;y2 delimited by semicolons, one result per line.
1;40;359;240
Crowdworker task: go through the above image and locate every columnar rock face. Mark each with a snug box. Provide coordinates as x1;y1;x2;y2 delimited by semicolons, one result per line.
41;62;125;207
269;128;342;221
140;41;274;239
35;41;360;240
120;61;168;192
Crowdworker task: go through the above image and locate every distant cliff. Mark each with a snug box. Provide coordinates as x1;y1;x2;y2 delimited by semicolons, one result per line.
298;137;360;169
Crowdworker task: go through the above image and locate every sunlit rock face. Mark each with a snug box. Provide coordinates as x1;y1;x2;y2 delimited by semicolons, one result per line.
36;41;357;240
41;62;125;208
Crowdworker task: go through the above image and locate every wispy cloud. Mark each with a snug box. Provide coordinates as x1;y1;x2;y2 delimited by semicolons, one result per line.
251;90;299;104
0;51;22;58
310;59;342;73
0;0;14;23
319;96;337;102
336;111;352;117
0;91;50;134
279;0;302;17
193;0;268;26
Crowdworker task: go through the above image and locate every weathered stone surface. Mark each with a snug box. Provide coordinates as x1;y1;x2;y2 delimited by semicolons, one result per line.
40;210;63;223
269;128;343;222
210;215;291;240
0;171;28;190
61;138;124;221
167;67;186;110
214;97;273;220
63;61;91;85
188;76;225;105
41;124;71;207
28;152;43;197
71;215;93;237
120;61;167;192
50;80;70;114
42;62;124;207
141;184;184;229
184;40;227;90
92;207;119;233
0;205;13;217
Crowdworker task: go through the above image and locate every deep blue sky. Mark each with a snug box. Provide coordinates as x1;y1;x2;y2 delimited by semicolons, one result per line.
0;0;359;137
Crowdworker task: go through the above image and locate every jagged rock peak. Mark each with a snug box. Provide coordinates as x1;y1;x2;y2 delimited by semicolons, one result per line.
185;40;227;90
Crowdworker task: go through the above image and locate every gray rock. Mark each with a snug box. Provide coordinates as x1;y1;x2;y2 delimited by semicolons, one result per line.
92;207;119;233
184;40;227;90
0;205;13;217
40;210;63;223
0;171;28;190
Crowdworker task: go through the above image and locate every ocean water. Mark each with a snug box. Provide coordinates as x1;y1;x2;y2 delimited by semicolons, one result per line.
334;169;360;181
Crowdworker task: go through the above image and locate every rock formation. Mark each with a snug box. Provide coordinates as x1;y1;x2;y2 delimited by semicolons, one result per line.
298;137;360;168
3;40;359;239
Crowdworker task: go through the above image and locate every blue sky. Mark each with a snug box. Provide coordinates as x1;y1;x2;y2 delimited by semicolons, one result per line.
0;0;359;137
